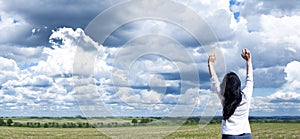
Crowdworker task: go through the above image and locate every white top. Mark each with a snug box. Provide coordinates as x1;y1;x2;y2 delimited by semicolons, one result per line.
211;73;253;135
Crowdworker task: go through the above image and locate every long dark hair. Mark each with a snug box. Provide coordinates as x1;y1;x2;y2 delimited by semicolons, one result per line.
221;72;242;120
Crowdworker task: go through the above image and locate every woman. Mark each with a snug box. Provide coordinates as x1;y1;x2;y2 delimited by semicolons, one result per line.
208;48;253;139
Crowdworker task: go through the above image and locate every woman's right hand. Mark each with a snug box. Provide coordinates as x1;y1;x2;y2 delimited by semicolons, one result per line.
241;48;251;61
241;48;253;75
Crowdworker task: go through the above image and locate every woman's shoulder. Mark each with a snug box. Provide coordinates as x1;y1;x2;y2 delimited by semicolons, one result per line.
241;91;252;103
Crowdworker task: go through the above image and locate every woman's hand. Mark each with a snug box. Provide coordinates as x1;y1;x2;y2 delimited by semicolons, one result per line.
241;48;253;75
208;52;216;64
208;52;217;78
241;48;251;61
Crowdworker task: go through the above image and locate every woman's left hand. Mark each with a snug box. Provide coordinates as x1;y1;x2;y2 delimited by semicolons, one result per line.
208;52;216;64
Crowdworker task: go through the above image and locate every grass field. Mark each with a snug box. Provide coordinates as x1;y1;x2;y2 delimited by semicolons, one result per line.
0;123;299;139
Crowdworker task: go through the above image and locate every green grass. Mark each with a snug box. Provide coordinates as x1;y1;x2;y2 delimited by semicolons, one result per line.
166;123;300;139
0;127;110;139
251;123;300;139
0;123;299;139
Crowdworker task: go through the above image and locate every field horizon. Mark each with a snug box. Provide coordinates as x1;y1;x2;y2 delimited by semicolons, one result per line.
0;123;299;139
0;116;299;138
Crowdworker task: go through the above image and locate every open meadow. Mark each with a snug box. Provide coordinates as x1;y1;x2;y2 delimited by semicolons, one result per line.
0;123;299;139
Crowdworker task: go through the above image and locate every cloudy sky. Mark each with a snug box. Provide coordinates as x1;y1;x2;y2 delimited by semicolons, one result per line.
0;0;299;117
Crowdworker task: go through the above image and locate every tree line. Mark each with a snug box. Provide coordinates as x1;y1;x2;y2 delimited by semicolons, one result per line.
1;117;299;128
0;118;13;126
0;118;154;128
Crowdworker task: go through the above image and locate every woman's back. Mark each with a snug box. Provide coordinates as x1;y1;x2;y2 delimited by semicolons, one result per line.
208;48;253;138
221;73;253;135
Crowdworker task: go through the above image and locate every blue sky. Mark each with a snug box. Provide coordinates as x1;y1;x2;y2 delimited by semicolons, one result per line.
0;0;300;117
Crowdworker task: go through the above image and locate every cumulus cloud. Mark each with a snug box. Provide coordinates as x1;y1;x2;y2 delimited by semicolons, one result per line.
240;0;300;18
1;0;300;117
0;0;122;47
251;61;300;116
0;0;117;27
252;66;286;88
0;28;85;116
271;61;300;92
220;4;300;89
0;14;34;45
0;57;19;85
251;91;300;116
41;28;189;117
0;45;43;66
284;61;300;90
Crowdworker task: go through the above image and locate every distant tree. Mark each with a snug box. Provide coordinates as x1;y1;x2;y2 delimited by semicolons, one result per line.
122;122;131;127
52;122;56;127
0;119;5;126
78;122;83;128
98;122;104;127
7;119;13;126
13;122;23;127
57;123;60;128
85;123;90;128
140;118;150;126
82;122;90;128
184;120;191;125
67;122;71;128
27;122;34;128
44;123;49;128
37;122;41;128
76;115;85;119
140;118;150;124
131;119;138;126
62;123;67;128
48;122;53;128
70;122;76;128
110;122;118;127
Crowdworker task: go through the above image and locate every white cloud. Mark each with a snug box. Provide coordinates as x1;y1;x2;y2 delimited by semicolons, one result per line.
284;61;300;90
0;57;18;71
0;57;19;84
140;89;162;104
27;75;53;87
228;5;300;68
241;0;300;18
0;45;43;65
176;0;229;17
178;87;200;105
252;66;286;88
0;28;102;115
0;14;33;45
260;15;300;41
163;94;179;104
174;0;234;41
223;9;300;90
251;91;300;115
28;28;80;76
251;61;300;115
1;0;300;117
269;91;300;102
116;87;163;105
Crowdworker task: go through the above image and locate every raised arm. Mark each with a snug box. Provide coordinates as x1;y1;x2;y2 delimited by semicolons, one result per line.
241;48;252;75
208;52;217;78
208;52;223;102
